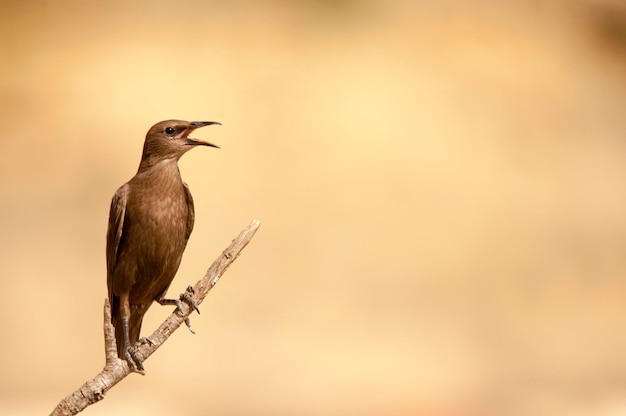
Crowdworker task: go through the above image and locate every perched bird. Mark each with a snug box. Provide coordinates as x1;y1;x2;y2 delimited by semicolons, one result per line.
106;119;220;372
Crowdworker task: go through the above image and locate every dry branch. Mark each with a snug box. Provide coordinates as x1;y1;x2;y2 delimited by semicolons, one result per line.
50;219;261;416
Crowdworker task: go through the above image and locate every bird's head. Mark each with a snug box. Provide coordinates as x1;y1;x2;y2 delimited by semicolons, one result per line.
141;119;221;166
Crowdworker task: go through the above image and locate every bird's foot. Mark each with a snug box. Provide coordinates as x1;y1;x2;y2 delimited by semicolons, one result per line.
179;286;199;334
158;286;200;314
157;286;199;334
137;336;155;346
179;285;200;315
125;345;145;375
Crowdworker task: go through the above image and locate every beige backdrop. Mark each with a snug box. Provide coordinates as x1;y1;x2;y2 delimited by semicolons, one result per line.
2;1;626;415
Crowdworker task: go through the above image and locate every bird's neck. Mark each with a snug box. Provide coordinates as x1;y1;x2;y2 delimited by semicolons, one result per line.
137;154;180;174
135;157;182;183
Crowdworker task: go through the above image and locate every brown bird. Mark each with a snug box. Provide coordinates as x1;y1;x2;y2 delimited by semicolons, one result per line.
106;119;220;372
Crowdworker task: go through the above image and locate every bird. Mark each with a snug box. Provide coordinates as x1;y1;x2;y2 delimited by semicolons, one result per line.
106;119;220;372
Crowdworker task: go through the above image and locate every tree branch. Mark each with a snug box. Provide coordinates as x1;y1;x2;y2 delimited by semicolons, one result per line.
50;219;261;416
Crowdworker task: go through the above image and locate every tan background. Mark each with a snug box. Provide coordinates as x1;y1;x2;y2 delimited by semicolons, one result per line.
1;0;626;415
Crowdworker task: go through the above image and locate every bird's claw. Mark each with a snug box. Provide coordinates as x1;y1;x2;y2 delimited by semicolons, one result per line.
157;286;199;334
125;346;145;375
184;317;196;334
179;286;200;315
138;337;155;346
179;286;199;334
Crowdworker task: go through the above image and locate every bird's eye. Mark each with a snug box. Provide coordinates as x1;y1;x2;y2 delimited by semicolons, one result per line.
165;127;176;136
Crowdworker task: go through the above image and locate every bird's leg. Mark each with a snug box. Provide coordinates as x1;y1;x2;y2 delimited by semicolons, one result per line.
157;286;199;333
120;294;145;374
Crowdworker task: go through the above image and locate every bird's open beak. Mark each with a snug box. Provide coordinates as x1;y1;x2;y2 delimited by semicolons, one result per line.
179;121;221;148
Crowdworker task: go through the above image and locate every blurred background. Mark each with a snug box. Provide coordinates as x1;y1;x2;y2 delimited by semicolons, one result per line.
1;0;626;415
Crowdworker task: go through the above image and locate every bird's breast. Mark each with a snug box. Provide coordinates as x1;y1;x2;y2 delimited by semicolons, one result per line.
129;178;188;238
115;177;190;301
123;166;190;254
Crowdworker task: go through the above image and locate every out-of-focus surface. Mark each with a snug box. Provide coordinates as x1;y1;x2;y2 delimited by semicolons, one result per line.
1;0;626;414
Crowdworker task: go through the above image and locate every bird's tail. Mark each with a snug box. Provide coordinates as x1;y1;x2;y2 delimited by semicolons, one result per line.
110;295;149;358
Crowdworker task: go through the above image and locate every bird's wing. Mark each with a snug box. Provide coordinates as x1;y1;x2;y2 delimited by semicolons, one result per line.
106;184;129;295
183;182;195;243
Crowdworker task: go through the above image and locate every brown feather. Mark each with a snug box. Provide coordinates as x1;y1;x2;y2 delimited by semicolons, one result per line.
105;120;219;361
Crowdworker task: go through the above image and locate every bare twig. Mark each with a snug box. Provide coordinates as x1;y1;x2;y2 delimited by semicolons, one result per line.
50;219;261;416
